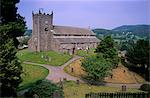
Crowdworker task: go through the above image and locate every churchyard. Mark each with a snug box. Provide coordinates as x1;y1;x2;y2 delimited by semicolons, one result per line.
17;49;72;66
17;48;148;98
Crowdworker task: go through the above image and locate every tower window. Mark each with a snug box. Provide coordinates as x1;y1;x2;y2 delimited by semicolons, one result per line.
45;27;48;31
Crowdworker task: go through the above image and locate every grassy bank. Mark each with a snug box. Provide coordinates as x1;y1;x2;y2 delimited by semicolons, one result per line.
17;49;72;66
18;64;49;91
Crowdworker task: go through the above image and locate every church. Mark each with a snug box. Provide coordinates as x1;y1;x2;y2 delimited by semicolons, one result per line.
28;11;100;54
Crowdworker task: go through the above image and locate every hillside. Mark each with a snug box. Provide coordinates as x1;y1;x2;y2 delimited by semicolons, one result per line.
112;25;150;37
92;28;118;35
24;29;32;36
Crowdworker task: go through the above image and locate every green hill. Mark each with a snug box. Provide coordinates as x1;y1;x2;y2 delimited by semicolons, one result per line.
112;25;150;37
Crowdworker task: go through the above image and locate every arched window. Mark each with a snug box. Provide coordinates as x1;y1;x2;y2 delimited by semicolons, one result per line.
45;27;48;31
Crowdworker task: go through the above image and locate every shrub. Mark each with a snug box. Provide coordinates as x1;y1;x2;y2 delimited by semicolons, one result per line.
24;80;64;98
140;84;150;92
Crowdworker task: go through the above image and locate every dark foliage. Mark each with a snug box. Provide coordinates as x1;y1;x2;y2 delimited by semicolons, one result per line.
1;0;26;47
0;24;23;97
140;84;150;92
25;80;64;98
126;39;150;81
95;36;119;67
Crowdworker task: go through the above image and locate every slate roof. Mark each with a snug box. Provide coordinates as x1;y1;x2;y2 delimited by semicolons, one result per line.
55;38;100;44
52;25;96;35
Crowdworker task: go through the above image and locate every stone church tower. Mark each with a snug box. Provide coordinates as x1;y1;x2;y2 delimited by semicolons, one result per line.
29;10;54;52
28;10;100;53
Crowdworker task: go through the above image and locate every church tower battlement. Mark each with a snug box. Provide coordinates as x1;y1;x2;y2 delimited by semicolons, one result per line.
28;10;100;53
31;10;54;52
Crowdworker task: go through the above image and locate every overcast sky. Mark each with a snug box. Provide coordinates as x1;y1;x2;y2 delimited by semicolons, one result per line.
17;0;150;29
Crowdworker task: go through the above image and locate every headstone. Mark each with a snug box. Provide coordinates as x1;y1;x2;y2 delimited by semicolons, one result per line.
63;78;67;81
123;70;126;73
71;68;74;72
41;55;44;58
33;94;39;98
45;55;49;61
76;80;80;85
49;57;51;62
111;75;113;79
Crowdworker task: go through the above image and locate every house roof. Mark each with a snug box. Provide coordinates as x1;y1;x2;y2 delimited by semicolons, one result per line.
52;25;96;35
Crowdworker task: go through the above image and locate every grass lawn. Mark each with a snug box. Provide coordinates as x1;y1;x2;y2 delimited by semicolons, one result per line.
76;48;96;57
17;49;72;66
17;64;49;91
63;81;143;98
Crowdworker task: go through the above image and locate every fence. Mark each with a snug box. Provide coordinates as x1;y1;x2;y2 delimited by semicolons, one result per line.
85;92;150;98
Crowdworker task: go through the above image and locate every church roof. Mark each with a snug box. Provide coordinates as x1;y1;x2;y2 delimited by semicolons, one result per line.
52;25;96;35
55;38;100;44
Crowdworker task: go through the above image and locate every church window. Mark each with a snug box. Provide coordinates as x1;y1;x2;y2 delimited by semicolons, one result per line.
45;27;48;31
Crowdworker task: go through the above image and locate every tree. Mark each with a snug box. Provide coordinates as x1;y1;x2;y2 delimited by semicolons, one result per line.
25;80;64;98
0;24;23;97
126;39;150;81
95;36;119;67
81;55;112;82
1;0;26;47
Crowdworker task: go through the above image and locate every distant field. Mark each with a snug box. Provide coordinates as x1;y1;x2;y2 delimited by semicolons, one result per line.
17;49;72;66
18;64;49;91
63;81;143;98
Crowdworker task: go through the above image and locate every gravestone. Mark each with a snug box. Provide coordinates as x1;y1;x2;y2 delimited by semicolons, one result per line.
111;75;113;79
33;94;39;98
71;68;74;72
76;80;80;85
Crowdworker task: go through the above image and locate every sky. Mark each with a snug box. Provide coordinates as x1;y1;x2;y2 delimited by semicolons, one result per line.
17;0;150;29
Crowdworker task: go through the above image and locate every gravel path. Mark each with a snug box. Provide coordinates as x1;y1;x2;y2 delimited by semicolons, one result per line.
24;55;82;83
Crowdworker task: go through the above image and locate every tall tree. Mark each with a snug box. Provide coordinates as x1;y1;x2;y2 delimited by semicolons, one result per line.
1;0;26;47
126;39;150;80
0;0;25;96
95;36;119;67
81;55;112;82
0;24;23;97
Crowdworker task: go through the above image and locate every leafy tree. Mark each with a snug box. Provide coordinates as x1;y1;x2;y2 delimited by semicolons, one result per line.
126;39;150;81
81;55;112;82
95;36;119;67
0;24;23;97
25;80;64;98
1;0;26;47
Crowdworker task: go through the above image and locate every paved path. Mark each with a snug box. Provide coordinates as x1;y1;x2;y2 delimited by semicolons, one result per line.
24;55;82;83
24;55;143;88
